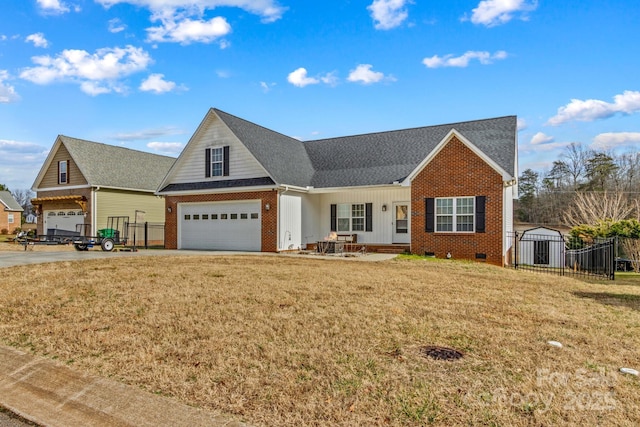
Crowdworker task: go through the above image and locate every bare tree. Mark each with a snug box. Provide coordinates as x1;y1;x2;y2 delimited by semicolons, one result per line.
561;142;587;189
563;191;634;227
11;188;34;212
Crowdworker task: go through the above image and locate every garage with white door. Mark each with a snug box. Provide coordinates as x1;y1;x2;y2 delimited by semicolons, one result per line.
43;210;85;235
179;200;262;251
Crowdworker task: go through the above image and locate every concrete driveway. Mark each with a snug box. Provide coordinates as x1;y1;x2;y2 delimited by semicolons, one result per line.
0;248;396;268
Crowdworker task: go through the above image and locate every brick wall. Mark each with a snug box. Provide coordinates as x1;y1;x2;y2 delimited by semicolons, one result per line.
164;190;279;251
411;136;505;266
0;211;17;234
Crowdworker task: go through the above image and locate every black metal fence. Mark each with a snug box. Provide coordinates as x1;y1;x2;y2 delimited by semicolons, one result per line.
507;231;616;280
125;222;165;249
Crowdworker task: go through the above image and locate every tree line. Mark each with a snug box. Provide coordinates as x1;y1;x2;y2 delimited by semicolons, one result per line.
518;143;640;226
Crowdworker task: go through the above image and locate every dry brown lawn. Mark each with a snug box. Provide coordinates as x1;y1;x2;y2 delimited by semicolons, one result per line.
1;254;639;426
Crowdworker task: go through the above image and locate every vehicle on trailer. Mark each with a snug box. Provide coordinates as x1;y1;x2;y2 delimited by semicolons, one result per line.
72;216;129;251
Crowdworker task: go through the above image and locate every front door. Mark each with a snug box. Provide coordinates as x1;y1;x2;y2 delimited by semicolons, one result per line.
392;202;410;244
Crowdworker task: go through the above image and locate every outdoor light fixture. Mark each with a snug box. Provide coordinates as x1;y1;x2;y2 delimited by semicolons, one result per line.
265;203;270;211
382;204;387;212
167;206;172;213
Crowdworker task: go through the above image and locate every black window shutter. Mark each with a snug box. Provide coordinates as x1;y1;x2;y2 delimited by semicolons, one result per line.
476;196;486;233
223;146;230;176
425;198;435;233
330;204;337;232
58;161;61;184
66;160;70;183
365;203;373;232
205;148;211;177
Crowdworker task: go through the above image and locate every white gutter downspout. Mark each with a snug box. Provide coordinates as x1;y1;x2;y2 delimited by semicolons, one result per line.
278;185;290;251
92;186;100;236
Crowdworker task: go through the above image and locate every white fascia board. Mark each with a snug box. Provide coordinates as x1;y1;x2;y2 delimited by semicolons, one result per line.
31;136;63;190
305;183;403;194
34;184;91;192
94;185;156;193
406;129;513;183
156;185;278;197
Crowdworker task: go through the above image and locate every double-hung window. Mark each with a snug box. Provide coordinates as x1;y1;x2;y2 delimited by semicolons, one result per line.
336;203;366;232
436;197;475;232
58;160;68;184
210;147;224;177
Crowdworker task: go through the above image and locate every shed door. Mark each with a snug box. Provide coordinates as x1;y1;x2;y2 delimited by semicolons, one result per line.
179;201;261;251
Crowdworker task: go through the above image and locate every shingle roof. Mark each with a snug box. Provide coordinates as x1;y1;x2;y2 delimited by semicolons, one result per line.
214;109;316;186
303;115;517;187
58;136;176;191
0;191;23;211
213;111;516;189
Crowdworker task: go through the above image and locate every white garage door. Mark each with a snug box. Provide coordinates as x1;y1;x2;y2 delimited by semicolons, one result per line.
179;200;261;251
44;210;85;235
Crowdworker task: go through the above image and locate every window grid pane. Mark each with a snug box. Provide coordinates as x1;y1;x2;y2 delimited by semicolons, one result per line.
211;147;223;176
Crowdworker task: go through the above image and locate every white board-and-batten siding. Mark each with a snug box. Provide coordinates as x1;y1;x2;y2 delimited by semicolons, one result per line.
168;114;270;184
313;188;411;244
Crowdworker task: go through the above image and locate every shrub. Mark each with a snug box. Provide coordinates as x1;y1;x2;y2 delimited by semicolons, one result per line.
0;228;8;235
12;227;22;234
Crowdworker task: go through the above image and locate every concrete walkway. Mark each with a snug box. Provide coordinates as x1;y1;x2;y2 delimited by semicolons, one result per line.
0;346;248;427
0;248;397;426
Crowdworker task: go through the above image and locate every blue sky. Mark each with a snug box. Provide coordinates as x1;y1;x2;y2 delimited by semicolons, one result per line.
1;0;639;191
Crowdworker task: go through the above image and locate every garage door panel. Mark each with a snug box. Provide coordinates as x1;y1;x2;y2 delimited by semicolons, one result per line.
179;201;261;251
44;210;85;234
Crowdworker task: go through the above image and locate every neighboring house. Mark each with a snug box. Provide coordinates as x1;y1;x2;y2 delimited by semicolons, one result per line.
0;191;23;233
157;108;518;266
518;226;565;268
31;136;175;237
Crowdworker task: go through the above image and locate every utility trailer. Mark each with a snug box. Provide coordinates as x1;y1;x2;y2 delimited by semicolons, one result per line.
72;216;129;251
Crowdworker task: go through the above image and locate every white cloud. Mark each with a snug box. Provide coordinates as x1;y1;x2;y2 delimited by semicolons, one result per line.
320;71;339;87
260;81;276;93
347;64;393;84
547;90;640;126
147;13;231;44
0;71;20;103
37;0;70;14
112;127;183;141
139;73;178;93
530;132;553;145
20;45;153;96
108;18;127;33
287;68;319;88
146;141;184;154
517;117;527;131
468;0;538;27
368;0;410;30
423;50;507;68
592;132;640;150
95;0;286;23
26;33;49;48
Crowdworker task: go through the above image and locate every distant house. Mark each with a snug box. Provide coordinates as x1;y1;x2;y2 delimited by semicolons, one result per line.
31;136;175;237
157;109;518;266
518;226;565;268
0;191;23;233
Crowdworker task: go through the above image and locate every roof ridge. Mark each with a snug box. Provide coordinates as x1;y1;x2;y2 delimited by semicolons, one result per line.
213;109;301;143
305;115;516;143
59;135;175;160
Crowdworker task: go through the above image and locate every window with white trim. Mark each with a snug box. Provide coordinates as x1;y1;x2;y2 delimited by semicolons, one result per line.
436;197;475;232
59;160;68;184
210;147;224;177
337;203;365;232
8;213;14;224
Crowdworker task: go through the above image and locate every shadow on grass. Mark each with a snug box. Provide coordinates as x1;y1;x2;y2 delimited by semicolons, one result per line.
573;291;640;311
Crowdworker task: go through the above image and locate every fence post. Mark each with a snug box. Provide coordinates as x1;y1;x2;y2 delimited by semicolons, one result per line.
514;231;518;269
144;221;149;249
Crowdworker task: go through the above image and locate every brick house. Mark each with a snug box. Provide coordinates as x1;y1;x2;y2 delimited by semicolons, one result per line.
0;191;23;234
31;136;175;237
157;109;518;266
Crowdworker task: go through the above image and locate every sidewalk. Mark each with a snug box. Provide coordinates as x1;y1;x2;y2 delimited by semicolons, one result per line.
0;346;248;427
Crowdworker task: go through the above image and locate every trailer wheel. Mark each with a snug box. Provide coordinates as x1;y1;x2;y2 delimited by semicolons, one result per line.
101;238;115;252
74;244;88;251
